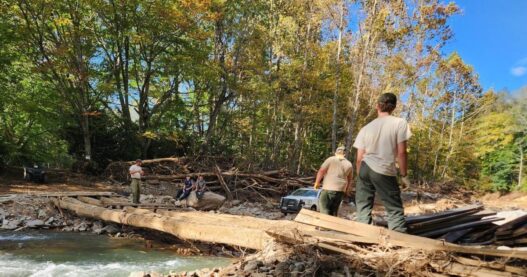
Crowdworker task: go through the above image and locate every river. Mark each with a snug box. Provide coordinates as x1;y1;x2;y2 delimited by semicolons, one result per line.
0;230;232;277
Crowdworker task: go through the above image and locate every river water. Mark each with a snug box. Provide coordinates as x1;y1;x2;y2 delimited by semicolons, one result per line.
0;230;232;277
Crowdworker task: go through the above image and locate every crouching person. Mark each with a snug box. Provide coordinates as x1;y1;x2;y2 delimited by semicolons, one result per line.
314;146;353;216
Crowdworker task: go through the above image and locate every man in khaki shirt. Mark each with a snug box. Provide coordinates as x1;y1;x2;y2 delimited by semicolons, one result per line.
353;93;411;232
314;146;353;216
129;159;144;204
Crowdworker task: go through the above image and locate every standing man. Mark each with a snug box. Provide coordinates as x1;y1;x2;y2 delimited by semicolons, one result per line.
129;159;144;204
314;146;353;216
353;93;411;233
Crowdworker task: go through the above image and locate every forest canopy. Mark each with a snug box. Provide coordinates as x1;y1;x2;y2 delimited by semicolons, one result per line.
0;0;525;192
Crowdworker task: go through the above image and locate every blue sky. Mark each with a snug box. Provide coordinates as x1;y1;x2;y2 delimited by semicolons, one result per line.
444;0;527;93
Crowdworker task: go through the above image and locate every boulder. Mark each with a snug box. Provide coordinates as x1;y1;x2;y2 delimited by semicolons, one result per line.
185;191;225;210
45;217;55;225
37;209;48;219
92;221;104;234
2;219;21;230
102;224;120;234
25;219;45;228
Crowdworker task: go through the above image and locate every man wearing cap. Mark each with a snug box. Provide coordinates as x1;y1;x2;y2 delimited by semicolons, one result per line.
353;92;411;232
314;146;353;216
129;159;144;204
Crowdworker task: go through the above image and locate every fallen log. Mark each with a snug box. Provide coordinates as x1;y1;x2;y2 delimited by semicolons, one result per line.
54;197;272;249
294;209;527;260
214;166;233;201
2;191;117;198
142;171;292;184
76;196;102;206
124;157;185;165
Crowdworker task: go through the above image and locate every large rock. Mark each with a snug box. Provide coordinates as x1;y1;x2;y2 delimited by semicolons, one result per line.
25;219;45;228
1;219;21;230
185;191;226;210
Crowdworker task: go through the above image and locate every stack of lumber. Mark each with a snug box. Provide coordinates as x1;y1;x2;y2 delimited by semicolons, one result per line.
376;204;527;247
285;209;527;276
495;214;527;246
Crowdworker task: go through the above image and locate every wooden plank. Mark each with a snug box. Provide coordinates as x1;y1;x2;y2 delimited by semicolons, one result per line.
405;205;484;225
455;256;527;276
496;214;527;233
416;217;503;238
409;211;496;232
431;261;513;277
294;209;527;260
461;226;498;243
439;228;473;243
410;213;497;235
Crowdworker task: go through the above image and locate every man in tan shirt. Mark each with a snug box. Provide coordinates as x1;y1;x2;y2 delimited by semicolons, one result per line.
353;93;411;232
314;146;353;216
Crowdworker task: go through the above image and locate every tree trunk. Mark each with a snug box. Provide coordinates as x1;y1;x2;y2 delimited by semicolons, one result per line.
518;144;524;190
344;0;379;157
331;2;345;152
202;18;229;153
80;113;92;160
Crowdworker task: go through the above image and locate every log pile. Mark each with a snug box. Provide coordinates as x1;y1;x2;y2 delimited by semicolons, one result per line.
104;157;314;198
375;204;527;247
104;157;190;182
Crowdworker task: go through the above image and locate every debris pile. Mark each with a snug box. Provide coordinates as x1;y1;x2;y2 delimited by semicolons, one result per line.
269;209;527;277
104;157;314;199
377;204;527;247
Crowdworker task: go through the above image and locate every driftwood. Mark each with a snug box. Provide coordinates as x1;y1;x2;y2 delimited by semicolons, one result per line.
142;170;285;181
55;196;272;249
3;191;117;198
214;165;233;201
128;157;184;164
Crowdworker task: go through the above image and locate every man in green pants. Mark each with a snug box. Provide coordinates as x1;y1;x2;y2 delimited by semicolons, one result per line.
129;159;144;204
353;93;411;232
314;146;353;216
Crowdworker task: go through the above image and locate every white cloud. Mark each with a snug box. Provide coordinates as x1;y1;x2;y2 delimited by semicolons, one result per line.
511;66;526;77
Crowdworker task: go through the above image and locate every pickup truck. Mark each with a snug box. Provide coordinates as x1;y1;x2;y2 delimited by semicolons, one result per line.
279;188;321;214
